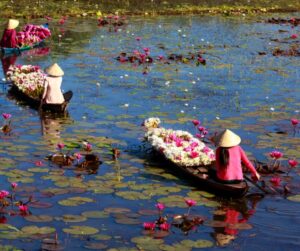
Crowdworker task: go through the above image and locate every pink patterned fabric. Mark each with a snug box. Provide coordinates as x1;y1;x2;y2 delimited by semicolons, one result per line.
42;76;64;104
216;145;256;181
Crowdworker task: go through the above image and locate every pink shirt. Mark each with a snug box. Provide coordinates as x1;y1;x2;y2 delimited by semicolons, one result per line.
42;76;65;104
216;145;257;181
0;29;17;48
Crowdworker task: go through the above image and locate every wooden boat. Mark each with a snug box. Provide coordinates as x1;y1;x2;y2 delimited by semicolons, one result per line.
1;41;45;55
152;151;249;198
1;24;49;55
8;83;72;113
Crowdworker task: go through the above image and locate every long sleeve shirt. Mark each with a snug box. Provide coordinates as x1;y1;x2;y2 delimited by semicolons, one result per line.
42;76;65;104
0;29;17;48
216;145;257;181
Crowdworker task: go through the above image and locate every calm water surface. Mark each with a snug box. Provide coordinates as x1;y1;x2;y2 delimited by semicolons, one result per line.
0;15;299;250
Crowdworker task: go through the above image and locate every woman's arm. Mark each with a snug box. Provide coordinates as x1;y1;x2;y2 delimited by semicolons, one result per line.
42;80;48;101
239;146;259;179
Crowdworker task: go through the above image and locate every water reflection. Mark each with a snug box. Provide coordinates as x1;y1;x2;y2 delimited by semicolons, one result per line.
40;112;71;143
1;54;17;76
211;194;262;247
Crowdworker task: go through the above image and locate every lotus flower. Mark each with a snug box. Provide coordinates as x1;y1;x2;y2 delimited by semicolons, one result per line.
143;222;156;230
0;190;9;199
11;182;18;189
185;199;197;207
192;120;200;126
291;34;298;39
270;177;281;186
288;159;298;168
291;118;299;126
19;205;28;213
57;143;65;150
2;113;11;120
269;150;283;159
159;222;170;231
155;203;165;211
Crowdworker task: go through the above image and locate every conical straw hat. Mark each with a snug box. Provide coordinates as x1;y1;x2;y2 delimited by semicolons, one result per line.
45;63;64;77
7;19;19;29
215;129;241;147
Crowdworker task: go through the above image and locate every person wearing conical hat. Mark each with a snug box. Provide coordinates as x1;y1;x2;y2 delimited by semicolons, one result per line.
41;63;65;104
215;129;260;183
0;19;19;48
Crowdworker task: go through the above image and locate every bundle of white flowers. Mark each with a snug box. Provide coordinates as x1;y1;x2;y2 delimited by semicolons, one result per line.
7;65;45;99
144;118;215;167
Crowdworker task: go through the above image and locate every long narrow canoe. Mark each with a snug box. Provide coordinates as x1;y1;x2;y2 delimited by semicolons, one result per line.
152;151;249;198
8;83;72;113
1;41;44;55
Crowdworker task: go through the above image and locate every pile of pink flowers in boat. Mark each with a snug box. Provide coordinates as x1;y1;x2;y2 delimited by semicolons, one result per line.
6;64;45;99
16;24;51;47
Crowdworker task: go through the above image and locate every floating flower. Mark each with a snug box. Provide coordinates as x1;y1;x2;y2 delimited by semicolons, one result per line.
57;143;65;150
288;159;298;168
291;118;299;126
269;150;283;159
185;199;197;207
291;34;298;39
74;153;82;160
159;222;170;231
270;177;281;186
192;120;200;126
84;143;92;152
135;37;141;41
0;190;9;199
19;205;29;213
155;203;165;211
2;113;11;120
143;222;156;230
11;182;18;189
35;160;44;166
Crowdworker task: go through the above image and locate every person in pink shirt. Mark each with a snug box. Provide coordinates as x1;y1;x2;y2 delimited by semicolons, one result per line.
42;63;65;104
215;129;260;183
0;19;19;48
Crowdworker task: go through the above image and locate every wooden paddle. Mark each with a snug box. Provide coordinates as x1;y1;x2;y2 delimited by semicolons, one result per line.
244;175;271;194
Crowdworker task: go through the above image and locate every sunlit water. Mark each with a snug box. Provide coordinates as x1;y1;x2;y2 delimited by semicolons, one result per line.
0;15;299;250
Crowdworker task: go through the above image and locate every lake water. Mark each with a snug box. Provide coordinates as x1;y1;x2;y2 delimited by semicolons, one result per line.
0;15;300;250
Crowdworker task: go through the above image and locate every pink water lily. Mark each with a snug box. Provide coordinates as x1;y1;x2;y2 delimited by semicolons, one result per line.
291;34;298;39
155;203;165;211
269;150;283;159
0;190;9;199
288;159;298;168
2;113;12;120
185;199;197;207
57;143;65;150
192;119;200;126
270;177;281;186
19;204;28;213
291;118;299;126
159;222;170;231
11;182;18;189
143;222;156;230
74;153;82;160
35;160;44;166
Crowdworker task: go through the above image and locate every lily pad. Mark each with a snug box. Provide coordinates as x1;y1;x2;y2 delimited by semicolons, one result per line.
63;226;99;235
82;211;110;219
287;194;300;202
60;214;87;222
21;225;56;236
25;215;53;223
84;243;108;250
58;196;94;206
